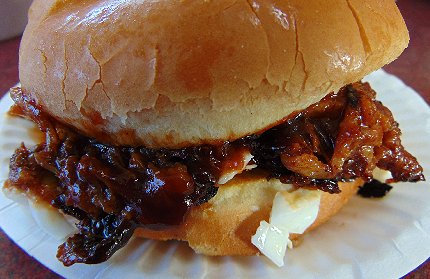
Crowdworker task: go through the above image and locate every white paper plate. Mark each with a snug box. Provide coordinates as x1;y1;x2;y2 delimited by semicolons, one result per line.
1;70;429;279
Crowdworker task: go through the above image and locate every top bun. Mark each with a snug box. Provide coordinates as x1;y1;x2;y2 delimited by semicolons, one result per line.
19;0;408;148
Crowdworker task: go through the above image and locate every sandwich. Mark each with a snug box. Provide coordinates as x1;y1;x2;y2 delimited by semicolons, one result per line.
3;0;424;267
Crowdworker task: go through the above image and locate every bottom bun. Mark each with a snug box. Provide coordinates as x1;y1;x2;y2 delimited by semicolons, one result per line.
135;173;362;256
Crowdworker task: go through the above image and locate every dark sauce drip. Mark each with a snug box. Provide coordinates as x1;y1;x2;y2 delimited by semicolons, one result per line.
358;179;393;198
5;83;424;266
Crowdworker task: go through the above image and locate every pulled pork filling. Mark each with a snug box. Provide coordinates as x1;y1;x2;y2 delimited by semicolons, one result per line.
5;82;424;266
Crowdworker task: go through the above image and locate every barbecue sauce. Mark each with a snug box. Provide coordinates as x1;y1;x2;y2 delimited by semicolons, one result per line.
358;180;393;198
5;83;424;266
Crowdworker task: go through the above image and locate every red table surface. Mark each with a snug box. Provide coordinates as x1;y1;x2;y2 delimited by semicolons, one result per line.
0;1;429;278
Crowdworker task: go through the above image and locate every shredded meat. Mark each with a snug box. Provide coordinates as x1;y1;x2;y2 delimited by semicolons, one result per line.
4;82;424;266
247;83;424;193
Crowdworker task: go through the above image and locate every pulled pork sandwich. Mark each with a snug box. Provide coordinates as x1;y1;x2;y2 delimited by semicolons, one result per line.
3;0;424;267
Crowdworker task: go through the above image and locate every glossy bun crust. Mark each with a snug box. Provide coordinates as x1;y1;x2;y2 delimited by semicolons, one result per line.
20;0;408;148
135;175;362;256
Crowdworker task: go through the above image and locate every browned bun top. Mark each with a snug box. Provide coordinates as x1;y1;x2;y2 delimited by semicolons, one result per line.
19;0;408;148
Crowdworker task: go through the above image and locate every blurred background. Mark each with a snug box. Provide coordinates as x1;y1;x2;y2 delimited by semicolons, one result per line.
0;0;33;41
0;0;429;278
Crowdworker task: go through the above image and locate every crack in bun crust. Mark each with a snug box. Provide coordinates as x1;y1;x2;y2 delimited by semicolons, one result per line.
20;0;408;148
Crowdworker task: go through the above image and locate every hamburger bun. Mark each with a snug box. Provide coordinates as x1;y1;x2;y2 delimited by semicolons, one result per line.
135;174;362;255
19;0;408;148
10;0;418;266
